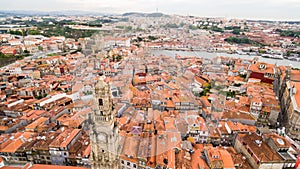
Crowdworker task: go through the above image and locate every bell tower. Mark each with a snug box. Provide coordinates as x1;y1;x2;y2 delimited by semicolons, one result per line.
90;75;120;169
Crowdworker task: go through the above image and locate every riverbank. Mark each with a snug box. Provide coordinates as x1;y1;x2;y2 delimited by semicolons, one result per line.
151;49;300;68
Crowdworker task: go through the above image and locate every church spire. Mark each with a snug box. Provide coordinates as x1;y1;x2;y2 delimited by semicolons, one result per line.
90;75;121;169
94;75;114;123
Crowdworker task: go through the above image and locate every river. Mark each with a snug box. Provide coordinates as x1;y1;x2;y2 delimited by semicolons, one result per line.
151;50;300;68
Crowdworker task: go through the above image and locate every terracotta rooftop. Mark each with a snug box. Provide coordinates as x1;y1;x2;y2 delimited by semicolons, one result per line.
205;146;235;168
265;133;291;149
236;133;283;162
222;111;255;121
290;69;300;81
291;82;300;109
24;164;87;169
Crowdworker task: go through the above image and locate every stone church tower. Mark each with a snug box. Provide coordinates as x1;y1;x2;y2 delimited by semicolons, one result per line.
90;76;120;169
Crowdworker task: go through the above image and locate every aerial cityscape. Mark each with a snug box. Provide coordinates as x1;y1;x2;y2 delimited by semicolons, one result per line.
0;1;300;169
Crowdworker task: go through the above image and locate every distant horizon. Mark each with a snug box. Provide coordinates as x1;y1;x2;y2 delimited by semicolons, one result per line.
0;0;300;21
1;9;300;22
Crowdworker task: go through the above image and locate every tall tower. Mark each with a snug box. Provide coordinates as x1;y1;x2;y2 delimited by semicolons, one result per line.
90;75;120;169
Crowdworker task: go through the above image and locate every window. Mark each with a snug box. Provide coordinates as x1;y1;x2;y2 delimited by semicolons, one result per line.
121;160;124;164
127;162;130;166
99;99;103;106
133;164;137;168
247;148;251;154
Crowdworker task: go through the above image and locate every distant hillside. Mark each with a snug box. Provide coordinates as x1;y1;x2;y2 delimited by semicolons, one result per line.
0;10;168;17
0;10;114;16
246;19;300;24
122;12;167;17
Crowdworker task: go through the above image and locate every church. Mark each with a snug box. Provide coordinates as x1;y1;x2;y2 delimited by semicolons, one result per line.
89;75;121;169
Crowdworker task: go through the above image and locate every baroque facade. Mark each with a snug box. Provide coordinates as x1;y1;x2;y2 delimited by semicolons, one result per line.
90;75;121;169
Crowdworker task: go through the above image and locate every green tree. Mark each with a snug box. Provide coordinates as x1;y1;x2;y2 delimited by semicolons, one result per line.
137;37;143;42
189;25;198;30
199;84;212;97
35;95;43;100
116;26;125;29
232;29;240;35
116;55;122;62
0;52;5;57
226;91;236;98
28;29;41;35
225;36;254;44
211;26;224;33
9;30;23;36
126;26;132;31
225;26;233;30
258;50;266;54
148;35;157;41
239;74;247;79
165;23;179;28
277;29;300;38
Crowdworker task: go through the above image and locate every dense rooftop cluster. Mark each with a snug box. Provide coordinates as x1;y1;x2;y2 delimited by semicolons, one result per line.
0;13;299;169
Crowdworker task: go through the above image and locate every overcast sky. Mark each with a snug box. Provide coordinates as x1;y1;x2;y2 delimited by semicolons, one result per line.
1;0;300;21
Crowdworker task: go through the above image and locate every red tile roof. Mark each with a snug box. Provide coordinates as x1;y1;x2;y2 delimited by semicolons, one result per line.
25;164;87;169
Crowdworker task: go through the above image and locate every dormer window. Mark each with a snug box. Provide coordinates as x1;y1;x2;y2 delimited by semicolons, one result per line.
212;155;219;159
259;64;266;70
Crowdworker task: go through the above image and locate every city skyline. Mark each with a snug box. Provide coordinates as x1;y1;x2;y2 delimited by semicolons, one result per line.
1;0;300;21
1;2;300;168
